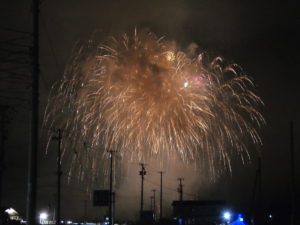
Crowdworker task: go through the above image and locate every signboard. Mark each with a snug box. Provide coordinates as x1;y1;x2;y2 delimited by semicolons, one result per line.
93;190;110;206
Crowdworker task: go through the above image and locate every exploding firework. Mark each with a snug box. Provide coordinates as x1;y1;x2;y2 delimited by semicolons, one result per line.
44;29;264;178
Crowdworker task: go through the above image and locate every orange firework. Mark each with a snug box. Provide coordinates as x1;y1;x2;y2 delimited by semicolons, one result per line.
44;29;264;178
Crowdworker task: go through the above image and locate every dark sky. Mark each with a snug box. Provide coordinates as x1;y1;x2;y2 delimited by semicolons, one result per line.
0;0;299;222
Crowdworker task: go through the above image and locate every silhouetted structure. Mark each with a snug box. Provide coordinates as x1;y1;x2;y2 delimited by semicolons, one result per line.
109;150;115;225
52;129;62;225
139;163;146;222
26;0;40;224
141;211;155;225
172;200;227;225
177;178;184;201
158;171;164;220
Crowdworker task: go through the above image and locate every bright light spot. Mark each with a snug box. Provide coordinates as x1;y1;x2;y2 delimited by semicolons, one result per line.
223;212;231;220
237;213;244;222
184;81;189;88
39;212;48;220
197;53;203;61
165;51;175;61
5;208;17;215
269;214;272;219
67;220;72;224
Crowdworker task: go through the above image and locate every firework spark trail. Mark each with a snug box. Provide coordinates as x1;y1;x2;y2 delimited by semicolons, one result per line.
44;29;264;180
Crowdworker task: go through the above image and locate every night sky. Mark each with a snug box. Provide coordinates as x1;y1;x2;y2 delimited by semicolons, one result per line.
0;0;299;222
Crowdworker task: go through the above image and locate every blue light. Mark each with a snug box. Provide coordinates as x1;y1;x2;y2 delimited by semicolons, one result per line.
238;213;243;221
178;218;183;225
229;213;247;225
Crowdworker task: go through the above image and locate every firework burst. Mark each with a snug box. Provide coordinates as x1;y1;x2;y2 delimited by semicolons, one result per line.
44;29;264;178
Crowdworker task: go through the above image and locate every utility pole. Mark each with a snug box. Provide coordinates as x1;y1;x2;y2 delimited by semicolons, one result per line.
251;157;262;224
26;0;39;223
53;129;62;225
139;163;146;220
150;196;154;211
108;150;115;225
52;194;55;220
158;171;164;220
0;106;8;206
177;178;184;201
290;121;295;225
152;189;156;215
84;200;87;224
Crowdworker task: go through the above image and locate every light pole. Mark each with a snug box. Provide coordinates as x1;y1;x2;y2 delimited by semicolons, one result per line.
139;163;146;221
223;211;231;224
177;178;184;201
152;189;156;215
158;171;164;220
108;150;115;225
53;129;62;225
39;212;48;224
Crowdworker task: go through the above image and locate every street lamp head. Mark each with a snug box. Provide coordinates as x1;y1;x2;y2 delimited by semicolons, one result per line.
223;211;231;220
39;212;48;220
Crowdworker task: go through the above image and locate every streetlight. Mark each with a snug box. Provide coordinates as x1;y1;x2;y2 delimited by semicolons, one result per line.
39;212;48;224
223;211;231;224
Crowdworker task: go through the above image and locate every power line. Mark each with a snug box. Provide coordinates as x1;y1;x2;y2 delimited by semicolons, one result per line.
0;27;31;34
39;12;63;92
115;194;138;199
144;178;195;197
0;31;31;108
